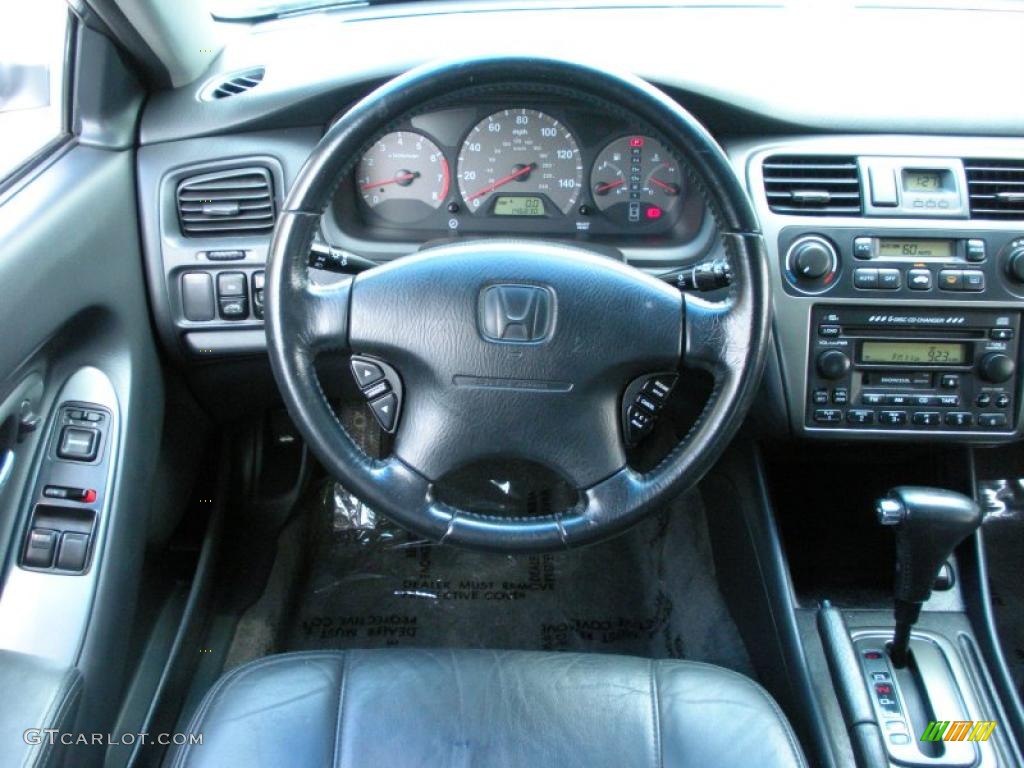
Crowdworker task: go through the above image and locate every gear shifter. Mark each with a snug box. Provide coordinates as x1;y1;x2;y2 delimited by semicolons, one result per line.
876;486;982;667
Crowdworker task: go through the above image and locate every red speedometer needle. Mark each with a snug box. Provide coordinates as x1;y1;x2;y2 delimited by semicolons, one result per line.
466;163;536;201
594;179;625;195
360;171;419;191
650;178;680;195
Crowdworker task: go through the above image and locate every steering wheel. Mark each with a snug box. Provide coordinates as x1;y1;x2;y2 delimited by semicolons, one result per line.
265;56;769;552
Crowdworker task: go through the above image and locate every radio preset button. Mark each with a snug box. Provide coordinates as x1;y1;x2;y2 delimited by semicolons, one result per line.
908;269;932;290
979;413;1008;428
814;409;843;424
854;268;879;289
912;412;941;426
945;412;974;427
847;409;875;425
879;410;908;426
877;269;901;290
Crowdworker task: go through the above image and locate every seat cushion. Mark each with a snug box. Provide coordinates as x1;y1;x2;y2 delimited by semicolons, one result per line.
169;649;806;768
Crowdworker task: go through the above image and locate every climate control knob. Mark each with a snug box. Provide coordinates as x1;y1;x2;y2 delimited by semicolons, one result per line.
1006;247;1024;283
817;349;851;380
979;353;1015;383
785;236;839;293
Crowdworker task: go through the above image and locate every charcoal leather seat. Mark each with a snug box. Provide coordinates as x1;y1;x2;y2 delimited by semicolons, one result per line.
169;649;806;767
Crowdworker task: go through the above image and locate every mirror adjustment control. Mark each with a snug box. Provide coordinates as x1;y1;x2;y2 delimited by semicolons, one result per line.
350;356;403;433
58;426;98;462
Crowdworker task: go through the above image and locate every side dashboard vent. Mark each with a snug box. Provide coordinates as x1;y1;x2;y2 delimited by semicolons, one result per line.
763;155;862;215
965;159;1024;219
204;67;265;100
176;167;275;237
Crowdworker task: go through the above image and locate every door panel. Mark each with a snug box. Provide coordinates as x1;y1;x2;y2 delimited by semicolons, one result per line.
0;25;163;768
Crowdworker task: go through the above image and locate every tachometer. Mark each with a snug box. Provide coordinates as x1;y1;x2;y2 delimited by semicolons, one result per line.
457;109;583;215
356;131;449;223
591;135;683;222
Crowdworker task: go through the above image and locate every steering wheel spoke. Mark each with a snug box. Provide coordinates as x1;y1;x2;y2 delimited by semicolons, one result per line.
684;293;741;379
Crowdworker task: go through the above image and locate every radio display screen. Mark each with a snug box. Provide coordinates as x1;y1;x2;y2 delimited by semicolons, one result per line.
860;341;967;365
877;238;954;258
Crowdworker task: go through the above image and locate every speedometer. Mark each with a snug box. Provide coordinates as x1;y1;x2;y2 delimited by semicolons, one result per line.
457;109;583;215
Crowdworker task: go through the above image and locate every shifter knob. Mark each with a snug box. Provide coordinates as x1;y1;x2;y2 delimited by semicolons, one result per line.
877;486;982;666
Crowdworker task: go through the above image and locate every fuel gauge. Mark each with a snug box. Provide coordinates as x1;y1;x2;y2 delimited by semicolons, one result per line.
590;135;683;222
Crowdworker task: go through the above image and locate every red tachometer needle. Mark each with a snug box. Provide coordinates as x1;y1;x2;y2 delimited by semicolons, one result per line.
650;177;680;195
594;179;625;195
360;171;419;191
466;163;536;201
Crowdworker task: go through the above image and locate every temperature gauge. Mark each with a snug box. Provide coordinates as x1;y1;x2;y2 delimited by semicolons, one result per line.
590;135;683;221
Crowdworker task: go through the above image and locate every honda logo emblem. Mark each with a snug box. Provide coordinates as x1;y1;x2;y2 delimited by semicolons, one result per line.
479;284;554;343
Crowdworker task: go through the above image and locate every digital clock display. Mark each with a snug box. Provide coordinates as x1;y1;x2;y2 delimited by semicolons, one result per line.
861;341;966;365
904;171;943;193
493;196;546;216
877;238;954;258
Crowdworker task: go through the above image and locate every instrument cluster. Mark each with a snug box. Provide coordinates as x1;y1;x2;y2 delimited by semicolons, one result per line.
331;99;707;245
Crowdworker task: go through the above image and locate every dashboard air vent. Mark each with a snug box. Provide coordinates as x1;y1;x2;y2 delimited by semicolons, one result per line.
205;67;265;100
763;155;862;215
964;159;1024;219
176;167;275;237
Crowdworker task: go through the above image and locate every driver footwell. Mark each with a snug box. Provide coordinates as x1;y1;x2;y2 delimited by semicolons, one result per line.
222;480;755;676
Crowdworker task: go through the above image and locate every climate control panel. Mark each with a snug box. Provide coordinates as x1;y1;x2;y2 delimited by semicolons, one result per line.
780;227;1024;301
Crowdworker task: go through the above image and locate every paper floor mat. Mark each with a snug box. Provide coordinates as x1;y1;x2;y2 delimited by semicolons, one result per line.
281;484;755;673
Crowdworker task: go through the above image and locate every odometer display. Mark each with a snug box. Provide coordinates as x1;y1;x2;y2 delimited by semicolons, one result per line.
457;109;583;215
493;196;546;216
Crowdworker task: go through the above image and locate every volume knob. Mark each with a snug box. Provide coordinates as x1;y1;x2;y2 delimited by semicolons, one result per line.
817;349;851;380
979;353;1015;383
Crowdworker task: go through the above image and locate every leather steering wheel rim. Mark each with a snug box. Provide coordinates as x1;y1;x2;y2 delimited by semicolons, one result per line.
265;56;770;552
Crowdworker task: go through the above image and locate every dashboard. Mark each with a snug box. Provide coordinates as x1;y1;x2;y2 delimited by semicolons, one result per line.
332;97;705;245
131;0;1024;447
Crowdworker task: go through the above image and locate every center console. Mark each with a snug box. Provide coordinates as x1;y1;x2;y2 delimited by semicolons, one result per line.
735;136;1024;443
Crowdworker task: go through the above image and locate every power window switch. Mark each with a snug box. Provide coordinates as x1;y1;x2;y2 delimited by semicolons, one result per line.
56;533;89;572
23;528;58;568
58;426;98;462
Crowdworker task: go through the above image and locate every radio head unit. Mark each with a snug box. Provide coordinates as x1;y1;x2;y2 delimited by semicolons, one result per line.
807;306;1020;435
